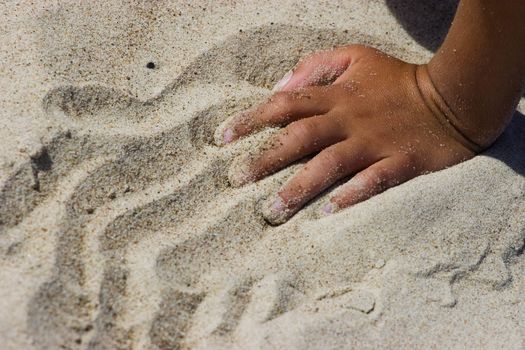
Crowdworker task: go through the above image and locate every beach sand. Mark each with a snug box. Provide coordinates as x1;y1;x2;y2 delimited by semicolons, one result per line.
0;1;524;349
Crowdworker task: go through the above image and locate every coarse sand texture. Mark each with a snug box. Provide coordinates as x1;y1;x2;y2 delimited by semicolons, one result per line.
0;1;524;349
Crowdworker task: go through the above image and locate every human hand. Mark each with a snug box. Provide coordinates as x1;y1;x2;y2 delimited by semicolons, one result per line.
216;45;484;224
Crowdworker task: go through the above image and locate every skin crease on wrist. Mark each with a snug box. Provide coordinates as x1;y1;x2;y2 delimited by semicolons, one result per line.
215;0;525;225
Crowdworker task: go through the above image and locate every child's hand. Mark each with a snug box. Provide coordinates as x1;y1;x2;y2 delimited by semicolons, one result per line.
216;45;491;224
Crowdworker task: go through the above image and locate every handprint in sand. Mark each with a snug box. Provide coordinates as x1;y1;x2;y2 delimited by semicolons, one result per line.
1;25;523;350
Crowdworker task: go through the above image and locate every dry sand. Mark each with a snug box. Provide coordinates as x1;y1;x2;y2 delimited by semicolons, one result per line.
1;1;524;349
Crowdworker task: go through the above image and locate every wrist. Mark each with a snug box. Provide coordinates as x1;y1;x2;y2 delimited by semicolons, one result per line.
423;0;525;150
415;64;485;153
425;56;515;150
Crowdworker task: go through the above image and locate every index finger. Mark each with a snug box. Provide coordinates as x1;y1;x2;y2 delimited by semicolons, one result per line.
214;86;333;145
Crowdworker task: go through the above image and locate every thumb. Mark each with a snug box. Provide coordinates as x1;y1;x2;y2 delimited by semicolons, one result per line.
272;46;355;92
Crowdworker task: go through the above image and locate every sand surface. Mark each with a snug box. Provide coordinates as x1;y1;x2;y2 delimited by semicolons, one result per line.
1;1;524;349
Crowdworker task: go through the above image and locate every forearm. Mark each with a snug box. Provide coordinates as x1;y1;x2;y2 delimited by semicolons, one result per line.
427;0;525;148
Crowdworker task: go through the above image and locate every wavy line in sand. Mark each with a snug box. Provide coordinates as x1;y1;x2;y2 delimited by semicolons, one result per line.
1;25;523;349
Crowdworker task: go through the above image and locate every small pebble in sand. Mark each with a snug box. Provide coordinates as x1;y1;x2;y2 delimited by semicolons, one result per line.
375;259;386;269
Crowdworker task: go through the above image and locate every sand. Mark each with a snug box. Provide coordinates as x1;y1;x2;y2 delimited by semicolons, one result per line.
0;1;524;349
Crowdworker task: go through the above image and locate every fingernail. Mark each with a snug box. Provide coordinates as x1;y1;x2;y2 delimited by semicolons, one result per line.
322;202;334;214
214;120;234;146
321;201;339;215
262;195;290;225
223;128;234;144
272;70;293;92
270;196;286;212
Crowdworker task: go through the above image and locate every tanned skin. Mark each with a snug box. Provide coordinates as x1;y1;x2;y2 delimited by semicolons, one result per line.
216;0;525;224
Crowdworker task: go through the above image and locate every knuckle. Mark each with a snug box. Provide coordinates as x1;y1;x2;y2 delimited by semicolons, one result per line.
271;91;294;111
285;119;315;142
405;153;419;168
338;79;360;96
319;147;346;170
361;166;388;189
399;154;419;174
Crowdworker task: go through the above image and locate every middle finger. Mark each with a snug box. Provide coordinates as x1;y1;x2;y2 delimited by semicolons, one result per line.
228;113;346;187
